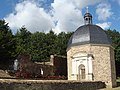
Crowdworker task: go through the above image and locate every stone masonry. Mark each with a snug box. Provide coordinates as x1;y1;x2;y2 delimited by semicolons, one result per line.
67;44;116;88
0;79;105;90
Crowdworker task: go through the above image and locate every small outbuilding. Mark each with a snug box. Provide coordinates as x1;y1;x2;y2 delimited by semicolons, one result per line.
67;11;116;88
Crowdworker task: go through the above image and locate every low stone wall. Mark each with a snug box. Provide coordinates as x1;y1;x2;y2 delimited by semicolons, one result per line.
0;79;105;90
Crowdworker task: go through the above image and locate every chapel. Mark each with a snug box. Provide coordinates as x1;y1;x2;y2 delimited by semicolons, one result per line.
66;10;117;88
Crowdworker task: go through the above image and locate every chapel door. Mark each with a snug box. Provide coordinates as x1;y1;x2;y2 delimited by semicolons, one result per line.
81;68;85;79
79;64;85;80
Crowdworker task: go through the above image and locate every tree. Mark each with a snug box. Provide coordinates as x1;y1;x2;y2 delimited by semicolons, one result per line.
29;30;57;62
0;20;16;69
15;26;31;55
45;30;57;56
105;29;120;77
105;29;120;61
54;32;73;55
29;32;47;62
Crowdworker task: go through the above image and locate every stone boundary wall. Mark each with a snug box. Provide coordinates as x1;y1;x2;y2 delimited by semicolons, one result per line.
0;79;105;90
54;55;67;76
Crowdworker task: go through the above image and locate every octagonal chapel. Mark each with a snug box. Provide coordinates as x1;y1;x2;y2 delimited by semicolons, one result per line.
67;11;116;88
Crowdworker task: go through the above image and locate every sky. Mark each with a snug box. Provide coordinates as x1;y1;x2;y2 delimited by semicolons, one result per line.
0;0;120;34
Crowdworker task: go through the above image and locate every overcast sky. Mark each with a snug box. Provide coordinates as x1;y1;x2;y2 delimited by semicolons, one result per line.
0;0;120;34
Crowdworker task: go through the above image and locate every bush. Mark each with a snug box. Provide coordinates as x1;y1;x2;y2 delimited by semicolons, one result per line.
15;71;33;78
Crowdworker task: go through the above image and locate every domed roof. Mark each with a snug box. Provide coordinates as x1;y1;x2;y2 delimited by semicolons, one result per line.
67;24;112;48
84;13;92;18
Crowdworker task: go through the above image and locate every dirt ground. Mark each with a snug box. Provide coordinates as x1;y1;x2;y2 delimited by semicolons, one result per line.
0;70;11;78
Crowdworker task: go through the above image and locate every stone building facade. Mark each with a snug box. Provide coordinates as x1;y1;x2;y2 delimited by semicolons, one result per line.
67;11;116;88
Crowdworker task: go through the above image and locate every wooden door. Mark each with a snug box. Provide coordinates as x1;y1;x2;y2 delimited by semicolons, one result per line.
78;64;85;80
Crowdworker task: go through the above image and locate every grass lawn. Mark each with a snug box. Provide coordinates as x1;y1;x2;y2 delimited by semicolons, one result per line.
116;77;120;82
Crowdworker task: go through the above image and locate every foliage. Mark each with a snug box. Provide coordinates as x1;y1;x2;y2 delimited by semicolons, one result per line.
14;29;72;62
105;29;120;77
0;20;16;69
54;32;73;55
15;70;67;79
15;26;31;55
29;32;48;61
105;29;120;61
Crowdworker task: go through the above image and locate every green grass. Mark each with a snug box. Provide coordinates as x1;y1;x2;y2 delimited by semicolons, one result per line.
112;78;120;90
112;87;120;90
116;77;120;82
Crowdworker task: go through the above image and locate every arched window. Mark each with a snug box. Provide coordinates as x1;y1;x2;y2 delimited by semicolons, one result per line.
85;18;88;21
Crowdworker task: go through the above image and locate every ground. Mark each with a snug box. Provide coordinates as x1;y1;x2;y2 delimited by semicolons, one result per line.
112;78;120;90
0;70;11;78
101;78;120;90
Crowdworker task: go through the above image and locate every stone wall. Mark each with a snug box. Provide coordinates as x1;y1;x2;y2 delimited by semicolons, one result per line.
16;54;54;77
67;44;116;88
53;55;67;76
67;45;91;80
0;79;105;90
91;45;116;88
110;47;117;87
35;55;67;77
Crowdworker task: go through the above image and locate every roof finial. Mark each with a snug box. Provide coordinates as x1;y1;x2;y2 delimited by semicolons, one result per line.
86;6;89;13
84;7;92;25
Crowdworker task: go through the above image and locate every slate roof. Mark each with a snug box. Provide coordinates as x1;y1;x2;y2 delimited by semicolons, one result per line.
67;24;112;48
84;13;92;18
